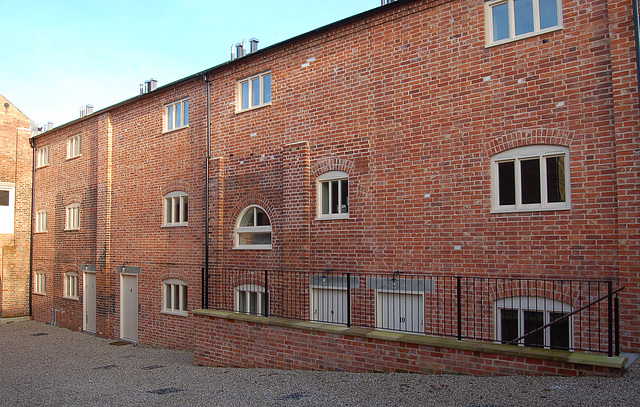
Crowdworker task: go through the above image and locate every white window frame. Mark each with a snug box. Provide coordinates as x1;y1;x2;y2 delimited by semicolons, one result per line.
237;71;272;112
66;134;81;159
64;272;78;300
0;183;15;234
485;0;563;46
317;171;349;220
491;145;570;213
234;205;272;250
37;146;50;168
34;272;46;295
495;296;572;349
163;191;188;227
65;203;80;230
162;278;188;316
35;210;48;233
235;284;266;315
164;98;189;132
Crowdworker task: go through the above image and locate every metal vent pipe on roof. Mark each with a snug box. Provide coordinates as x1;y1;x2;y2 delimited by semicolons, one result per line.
249;38;259;53
236;40;246;58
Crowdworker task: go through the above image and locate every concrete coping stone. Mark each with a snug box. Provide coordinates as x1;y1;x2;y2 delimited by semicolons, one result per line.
193;309;627;370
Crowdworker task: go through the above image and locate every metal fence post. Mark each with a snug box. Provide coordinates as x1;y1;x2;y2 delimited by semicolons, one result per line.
615;294;620;356
264;270;269;318
608;280;613;357
457;277;462;341
346;273;351;327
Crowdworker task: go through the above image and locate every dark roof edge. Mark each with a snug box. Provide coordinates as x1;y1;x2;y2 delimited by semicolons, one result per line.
31;0;416;140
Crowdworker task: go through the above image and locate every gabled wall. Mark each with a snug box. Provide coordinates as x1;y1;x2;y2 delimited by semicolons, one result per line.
0;94;33;317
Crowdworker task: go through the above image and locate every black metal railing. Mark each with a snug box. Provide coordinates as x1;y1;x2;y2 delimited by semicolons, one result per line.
205;268;623;355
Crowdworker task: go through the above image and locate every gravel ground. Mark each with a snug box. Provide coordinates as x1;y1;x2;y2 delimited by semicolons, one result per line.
1;319;638;406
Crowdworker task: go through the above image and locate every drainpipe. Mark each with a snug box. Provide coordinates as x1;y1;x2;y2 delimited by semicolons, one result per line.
633;0;640;107
203;73;211;309
28;136;36;317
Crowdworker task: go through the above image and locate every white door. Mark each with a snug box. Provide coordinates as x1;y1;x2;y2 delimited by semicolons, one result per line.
311;288;348;324
376;292;425;333
120;274;138;342
83;272;96;332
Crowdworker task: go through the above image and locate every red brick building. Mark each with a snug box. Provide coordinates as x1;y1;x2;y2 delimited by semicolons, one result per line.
31;0;639;371
0;93;36;318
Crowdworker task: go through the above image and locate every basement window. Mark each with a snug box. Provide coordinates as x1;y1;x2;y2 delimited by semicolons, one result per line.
485;0;562;46
235;284;266;315
237;72;271;112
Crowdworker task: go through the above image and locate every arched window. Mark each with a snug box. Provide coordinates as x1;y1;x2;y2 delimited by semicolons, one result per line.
162;278;188;316
235;205;272;249
163;191;188;226
491;145;570;212
317;171;349;219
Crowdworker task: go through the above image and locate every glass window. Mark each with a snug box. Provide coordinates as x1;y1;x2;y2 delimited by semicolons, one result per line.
317;171;349;219
64;272;78;299
67;135;81;159
163;279;188;315
163;192;188;227
235;205;272;249
36;210;48;233
35;272;46;295
164;99;189;131
235;284;266;315
238;72;272;112
65;203;80;230
486;0;562;45
37;146;50;168
492;145;570;212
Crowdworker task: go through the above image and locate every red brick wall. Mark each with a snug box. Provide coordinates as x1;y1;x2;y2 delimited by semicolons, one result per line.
31;0;640;355
193;313;623;377
0;94;32;317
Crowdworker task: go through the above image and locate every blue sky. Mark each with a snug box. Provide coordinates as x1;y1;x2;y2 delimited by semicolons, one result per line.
1;0;378;128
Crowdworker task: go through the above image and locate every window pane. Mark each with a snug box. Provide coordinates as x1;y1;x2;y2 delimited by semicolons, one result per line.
184;100;189;125
251;77;261;107
165;198;171;224
523;310;544;346
238;232;271;246
249;292;258;314
492;2;510;41
174;197;180;223
238;291;247;313
167;105;174;130
331;180;339;214
175;103;182;128
173;284;180;310
182;196;188;222
240;209;254;227
539;0;559;29
241;82;249;110
181;285;188;311
550;312;570;349
341;179;349;213
520;158;541;204
514;0;534;36
255;208;270;226
546;156;565;203
0;190;9;206
263;74;271;103
165;284;171;309
321;182;330;214
500;309;518;343
498;162;515;206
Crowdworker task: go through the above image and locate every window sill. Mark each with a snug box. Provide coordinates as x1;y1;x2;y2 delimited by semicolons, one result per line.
485;26;563;48
234;245;272;250
162;125;189;134
162;223;188;228
33;292;46;296
316;214;349;221
236;102;272;115
162;310;189;317
64;228;80;231
36;165;49;169
63;296;79;301
34;231;48;234
491;205;571;214
66;155;82;161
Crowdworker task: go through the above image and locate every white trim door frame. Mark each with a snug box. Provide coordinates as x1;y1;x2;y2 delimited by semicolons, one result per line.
83;271;97;333
120;273;138;342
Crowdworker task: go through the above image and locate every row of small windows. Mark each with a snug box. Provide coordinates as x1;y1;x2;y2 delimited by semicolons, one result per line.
35;204;81;233
36;135;82;169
